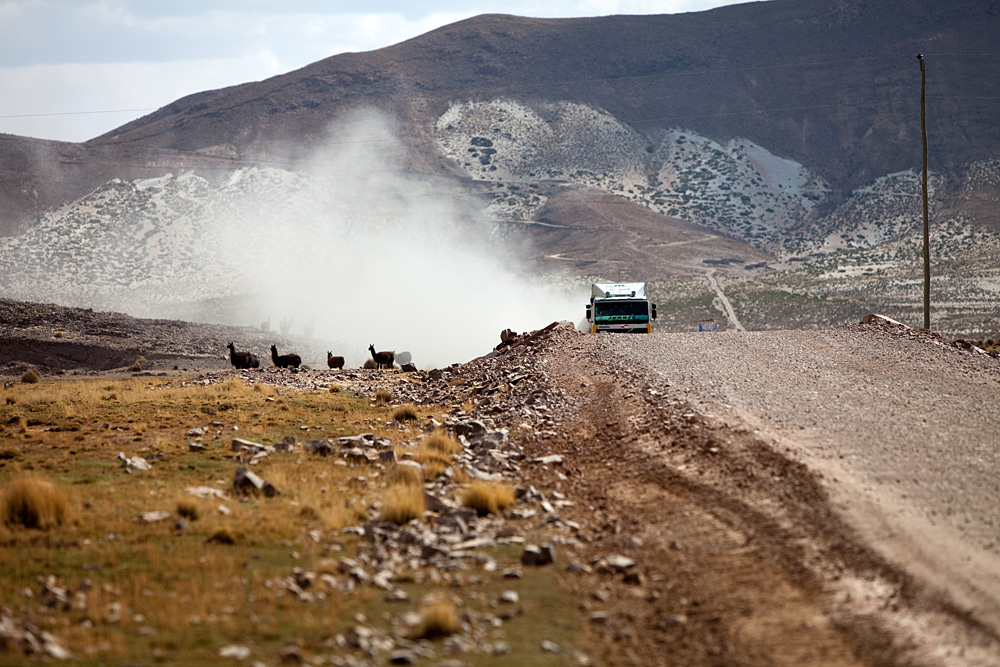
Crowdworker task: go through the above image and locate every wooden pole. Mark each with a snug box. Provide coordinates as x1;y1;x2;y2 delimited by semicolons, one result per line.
918;53;930;330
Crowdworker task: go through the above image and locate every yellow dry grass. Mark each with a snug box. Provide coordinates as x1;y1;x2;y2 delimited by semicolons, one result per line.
0;374;590;665
391;404;418;422
461;480;517;517
411;598;460;639
406;429;461;480
385;463;423;487
1;475;70;529
380;484;425;525
0;376;445;651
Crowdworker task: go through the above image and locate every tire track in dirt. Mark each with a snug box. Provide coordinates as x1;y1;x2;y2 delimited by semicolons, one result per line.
523;329;1000;666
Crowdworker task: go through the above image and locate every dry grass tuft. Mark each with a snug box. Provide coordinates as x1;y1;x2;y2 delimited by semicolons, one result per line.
461;480;516;517
375;389;394;405
424;430;460;454
207;528;237;545
392;404;418;422
411;430;460;480
176;500;199;521
128;357;148;372
20;368;40;384
385;464;423;487
412;599;460;639
380;485;424;525
363;359;377;370
329;383;341;393
2;475;69;529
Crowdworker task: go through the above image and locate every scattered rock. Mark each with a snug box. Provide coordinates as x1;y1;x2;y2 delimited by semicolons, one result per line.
599;554;636;574
499;590;519;604
232;466;280;497
185;486;227;500
219;644;252;660
388;649;418;664
304;440;335;456
116;451;150;471
590;611;612;626
521;543;556;566
540;639;560;652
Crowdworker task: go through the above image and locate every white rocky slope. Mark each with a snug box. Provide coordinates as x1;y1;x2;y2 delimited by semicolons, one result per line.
0;169;319;313
434;99;830;248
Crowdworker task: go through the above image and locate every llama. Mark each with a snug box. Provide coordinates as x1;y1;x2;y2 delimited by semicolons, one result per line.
368;344;394;369
227;342;259;369
327;352;345;370
279;316;294;336
303;318;316;339
260;316;271;332
270;344;301;369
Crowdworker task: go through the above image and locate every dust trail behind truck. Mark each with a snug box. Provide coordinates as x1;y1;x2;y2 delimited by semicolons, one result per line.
585;282;657;333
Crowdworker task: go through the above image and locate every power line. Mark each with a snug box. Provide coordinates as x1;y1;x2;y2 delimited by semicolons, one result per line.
0;108;156;120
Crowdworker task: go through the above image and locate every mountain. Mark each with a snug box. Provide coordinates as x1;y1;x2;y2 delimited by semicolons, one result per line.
3;0;999;234
1;0;998;339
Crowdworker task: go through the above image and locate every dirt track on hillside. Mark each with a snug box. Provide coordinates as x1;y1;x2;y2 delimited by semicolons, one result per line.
4;299;1000;665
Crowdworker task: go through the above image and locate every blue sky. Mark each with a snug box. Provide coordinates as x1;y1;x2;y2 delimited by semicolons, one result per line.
0;0;759;142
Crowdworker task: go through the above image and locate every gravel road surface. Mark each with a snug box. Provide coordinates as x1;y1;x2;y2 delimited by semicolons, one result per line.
588;318;1000;661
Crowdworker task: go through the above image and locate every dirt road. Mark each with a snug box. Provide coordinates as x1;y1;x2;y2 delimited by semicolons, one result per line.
518;319;1000;665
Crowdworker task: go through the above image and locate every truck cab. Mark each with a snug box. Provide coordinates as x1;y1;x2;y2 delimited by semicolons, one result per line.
586;282;657;333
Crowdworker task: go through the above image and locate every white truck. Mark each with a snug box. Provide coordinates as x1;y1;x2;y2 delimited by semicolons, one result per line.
585;282;657;333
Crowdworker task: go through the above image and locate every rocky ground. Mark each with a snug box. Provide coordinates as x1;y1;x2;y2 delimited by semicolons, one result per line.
3;299;1000;665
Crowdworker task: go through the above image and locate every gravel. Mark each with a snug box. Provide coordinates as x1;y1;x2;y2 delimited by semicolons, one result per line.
595;318;1000;637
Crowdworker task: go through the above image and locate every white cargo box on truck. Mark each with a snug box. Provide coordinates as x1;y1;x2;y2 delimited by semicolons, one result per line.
592;283;647;299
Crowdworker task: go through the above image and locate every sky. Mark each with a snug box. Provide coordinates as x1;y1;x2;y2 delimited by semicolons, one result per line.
0;0;758;143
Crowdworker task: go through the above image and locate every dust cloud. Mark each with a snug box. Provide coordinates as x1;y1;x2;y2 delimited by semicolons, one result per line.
214;109;581;368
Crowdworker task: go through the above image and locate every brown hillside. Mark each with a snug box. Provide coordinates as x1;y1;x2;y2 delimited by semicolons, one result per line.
519;187;770;278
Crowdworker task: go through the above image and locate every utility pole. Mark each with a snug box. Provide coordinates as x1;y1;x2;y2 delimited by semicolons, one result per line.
917;53;930;330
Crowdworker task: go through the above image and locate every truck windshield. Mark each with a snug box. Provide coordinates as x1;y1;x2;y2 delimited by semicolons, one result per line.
595;301;648;318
